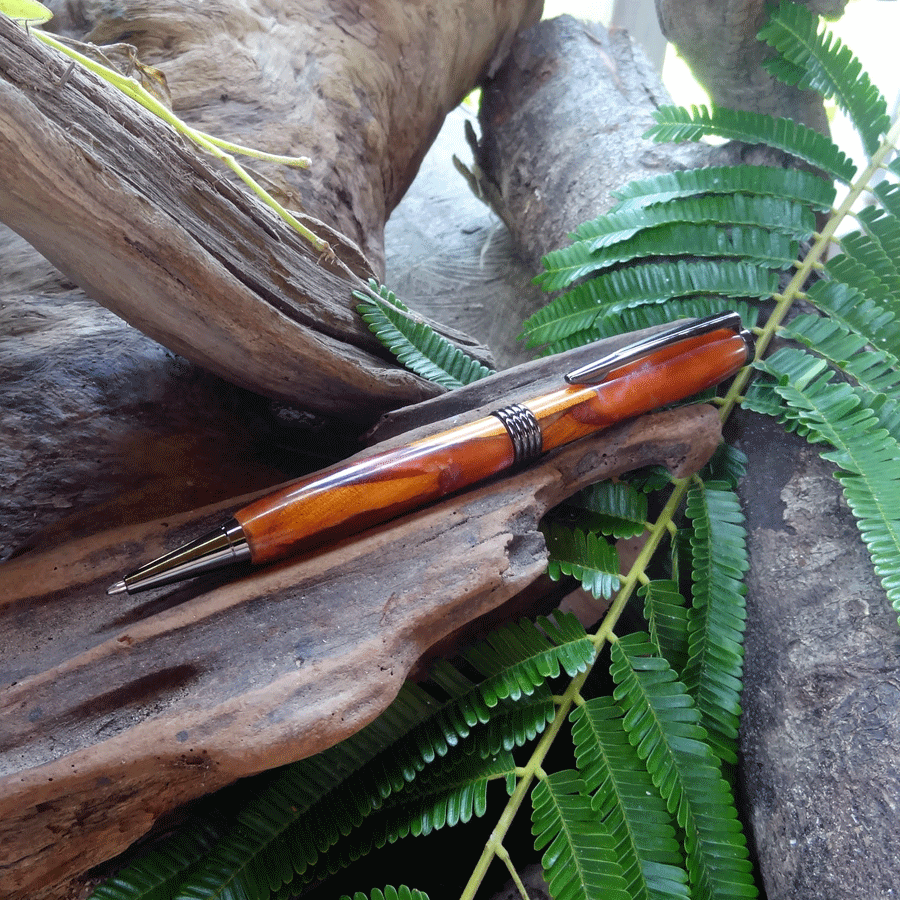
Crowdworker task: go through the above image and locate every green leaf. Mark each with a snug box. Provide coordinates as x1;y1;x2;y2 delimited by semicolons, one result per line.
572;697;690;900
339;886;430;900
560;481;649;539
522;261;776;349
682;482;750;765
647;104;856;184
758;1;890;156
531;770;632;900
0;0;52;24
543;521;621;599
752;348;900;619
610;164;835;213
640;580;691;677
355;282;494;388
610;635;757;900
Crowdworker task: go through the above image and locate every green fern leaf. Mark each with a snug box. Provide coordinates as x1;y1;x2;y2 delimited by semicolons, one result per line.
559;481;649;539
804;278;900;357
538;221;798;292
610;634;757;900
355;282;494;388
682;482;749;765
758;1;890;156
543;521;621;599
780;313;900;395
340;886;430;900
753;348;900;619
539;299;760;357
571;697;690;900
609;164;835;213
874;180;900;219
639;580;690;676
836;229;900;300
750;348;900;612
698;443;748;490
647;104;856;184
87;820;222;900
522;261;776;348
531;770;632;900
463;612;597;702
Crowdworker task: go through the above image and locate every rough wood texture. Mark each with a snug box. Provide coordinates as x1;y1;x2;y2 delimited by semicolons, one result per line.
467;15;717;268
0;402;723;900
732;413;900;900
0;0;533;418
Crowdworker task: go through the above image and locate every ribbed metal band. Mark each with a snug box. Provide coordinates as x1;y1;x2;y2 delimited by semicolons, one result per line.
491;403;543;466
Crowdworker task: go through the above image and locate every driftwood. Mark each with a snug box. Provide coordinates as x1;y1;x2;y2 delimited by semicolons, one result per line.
0;384;723;899
469;14;900;900
0;0;537;418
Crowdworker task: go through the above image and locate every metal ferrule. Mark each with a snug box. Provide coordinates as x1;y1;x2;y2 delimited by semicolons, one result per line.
118;518;251;594
491;403;543;466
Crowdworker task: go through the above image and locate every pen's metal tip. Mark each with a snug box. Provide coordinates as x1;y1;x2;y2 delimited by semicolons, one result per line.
107;580;129;596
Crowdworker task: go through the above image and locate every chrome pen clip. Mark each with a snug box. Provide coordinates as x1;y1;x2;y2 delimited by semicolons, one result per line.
564;312;746;385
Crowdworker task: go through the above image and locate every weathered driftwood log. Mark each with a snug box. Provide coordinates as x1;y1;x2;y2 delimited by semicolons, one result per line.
0;0;536;418
0;391;723;900
655;0;846;132
468;13;900;900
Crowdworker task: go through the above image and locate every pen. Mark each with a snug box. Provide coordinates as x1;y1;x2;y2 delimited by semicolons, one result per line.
107;313;753;595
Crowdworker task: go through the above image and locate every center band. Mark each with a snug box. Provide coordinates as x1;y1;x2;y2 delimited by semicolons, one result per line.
491;403;543;466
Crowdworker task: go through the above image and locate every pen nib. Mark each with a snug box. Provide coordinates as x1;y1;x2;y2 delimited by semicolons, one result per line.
107;580;129;596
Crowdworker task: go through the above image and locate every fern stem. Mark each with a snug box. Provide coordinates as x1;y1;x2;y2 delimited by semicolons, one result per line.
458;666;591;900
719;111;900;422
494;843;534;900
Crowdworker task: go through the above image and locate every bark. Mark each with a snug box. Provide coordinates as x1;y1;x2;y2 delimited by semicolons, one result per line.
0;0;541;419
0;391;723;900
655;0;847;133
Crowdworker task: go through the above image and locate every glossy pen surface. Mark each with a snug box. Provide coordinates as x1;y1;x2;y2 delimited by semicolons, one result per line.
108;316;752;593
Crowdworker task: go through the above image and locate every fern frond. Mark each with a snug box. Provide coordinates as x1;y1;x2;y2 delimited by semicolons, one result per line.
531;770;632;900
571;697;690;900
804;278;900;356
539;299;761;357
462;613;597;702
752;348;900;619
647;104;856;184
780;313;900;395
88;820;222;900
560;481;649;539
837;228;900;299
609;164;835;212
307;749;519;882
522;261;776;348
639;580;690;677
874;180;900;218
681;482;749;765
355;282;494;388
610;635;757;900
543;521;621;599
698;443;748;490
340;886;430;900
537;222;797;292
758;1;890;156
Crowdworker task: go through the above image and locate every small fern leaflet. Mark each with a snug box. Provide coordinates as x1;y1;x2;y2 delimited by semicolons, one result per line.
531;770;631;900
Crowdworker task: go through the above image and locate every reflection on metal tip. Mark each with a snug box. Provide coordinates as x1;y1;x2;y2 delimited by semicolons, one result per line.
107;580;128;596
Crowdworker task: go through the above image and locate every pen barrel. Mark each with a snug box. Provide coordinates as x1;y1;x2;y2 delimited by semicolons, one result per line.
528;328;750;452
235;327;750;565
235;415;515;563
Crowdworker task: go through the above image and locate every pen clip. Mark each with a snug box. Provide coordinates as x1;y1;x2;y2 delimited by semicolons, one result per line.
564;312;744;385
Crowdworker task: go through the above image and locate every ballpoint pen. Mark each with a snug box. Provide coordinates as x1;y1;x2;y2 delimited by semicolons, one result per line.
107;312;754;595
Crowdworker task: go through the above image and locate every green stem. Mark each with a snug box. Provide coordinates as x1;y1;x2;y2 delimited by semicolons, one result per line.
31;29;329;253
459;479;689;900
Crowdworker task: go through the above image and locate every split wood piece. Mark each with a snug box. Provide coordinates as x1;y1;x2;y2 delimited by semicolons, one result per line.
0;403;722;900
0;6;515;419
